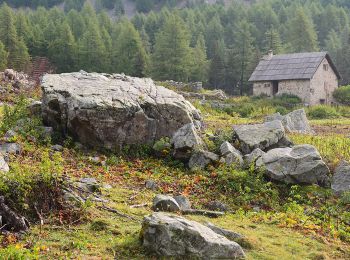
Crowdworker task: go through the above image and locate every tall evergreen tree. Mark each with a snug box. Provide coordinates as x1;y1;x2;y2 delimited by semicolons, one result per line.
151;14;192;82
11;38;30;71
190;34;209;82
264;28;283;54
0;41;8;71
286;8;319;52
209;39;226;88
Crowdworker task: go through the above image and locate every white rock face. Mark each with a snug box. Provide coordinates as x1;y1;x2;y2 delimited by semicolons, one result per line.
141;212;245;259
256;144;330;186
41;71;201;150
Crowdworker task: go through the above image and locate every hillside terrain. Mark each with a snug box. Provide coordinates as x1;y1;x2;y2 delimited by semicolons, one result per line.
0;70;349;258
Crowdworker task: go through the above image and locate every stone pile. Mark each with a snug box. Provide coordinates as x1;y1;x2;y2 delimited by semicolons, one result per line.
0;69;35;93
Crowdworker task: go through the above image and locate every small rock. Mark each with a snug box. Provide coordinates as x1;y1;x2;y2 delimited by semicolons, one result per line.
331;160;350;194
141;213;245;259
145;180;158;190
37;126;53;139
103;183;112;189
28;100;42;116
206;201;228;212
173;195;191;211
152;195;180;212
171;123;204;160
206;222;243;241
4;130;17;141
0;155;9;172
220;142;243;167
243;148;265;168
77;178;101;193
51;144;63;152
0;143;21;155
188;150;219;170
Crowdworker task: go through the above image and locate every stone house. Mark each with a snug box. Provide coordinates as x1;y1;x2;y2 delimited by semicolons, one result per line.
248;52;341;105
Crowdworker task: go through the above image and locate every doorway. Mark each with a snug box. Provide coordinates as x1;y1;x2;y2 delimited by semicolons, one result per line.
272;81;279;96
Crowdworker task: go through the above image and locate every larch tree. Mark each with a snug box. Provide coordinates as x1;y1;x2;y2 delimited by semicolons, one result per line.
286;8;319;52
264;28;283;54
151;14;192;82
190;34;209;82
209;39;226;88
0;41;8;71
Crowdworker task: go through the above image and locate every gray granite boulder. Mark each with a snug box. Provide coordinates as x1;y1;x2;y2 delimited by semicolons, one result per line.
41;72;200;150
256;145;330;186
152;195;180;212
331;161;350;194
233;120;292;154
220;141;243;167
171;123;204;160
0;155;9;172
265;109;313;134
188;150;219;170
174;195;191;211
206;222;243;241
141;213;245;259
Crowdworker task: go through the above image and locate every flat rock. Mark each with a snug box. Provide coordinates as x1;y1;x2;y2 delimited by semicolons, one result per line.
233;120;292;154
41;72;200;150
188;150;219;170
256;145;330;186
265;109;314;134
141;212;245;259
152;195;180;212
171;123;204;160
331;160;350;194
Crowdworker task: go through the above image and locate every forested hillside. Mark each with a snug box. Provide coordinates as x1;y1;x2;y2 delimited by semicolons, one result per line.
0;0;350;94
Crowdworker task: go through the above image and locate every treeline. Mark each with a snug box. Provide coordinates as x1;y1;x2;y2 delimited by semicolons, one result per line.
0;0;350;94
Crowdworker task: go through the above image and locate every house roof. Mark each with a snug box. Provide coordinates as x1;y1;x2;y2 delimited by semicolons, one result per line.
248;52;341;82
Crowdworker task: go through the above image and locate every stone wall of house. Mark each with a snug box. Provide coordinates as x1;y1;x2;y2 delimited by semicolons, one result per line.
309;58;338;105
253;82;273;96
278;79;311;104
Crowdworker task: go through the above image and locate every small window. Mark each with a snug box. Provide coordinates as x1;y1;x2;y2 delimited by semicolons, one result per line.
323;64;329;71
264;83;270;88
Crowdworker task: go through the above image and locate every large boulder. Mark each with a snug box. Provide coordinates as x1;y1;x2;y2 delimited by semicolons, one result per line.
233;120;292;154
141;212;245;259
171;123;204;160
256;145;330;186
41;72;201;150
331;161;350;194
265;109;313;134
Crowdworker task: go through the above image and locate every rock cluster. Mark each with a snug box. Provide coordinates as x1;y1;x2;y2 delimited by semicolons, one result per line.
0;69;35;93
41;71;201;150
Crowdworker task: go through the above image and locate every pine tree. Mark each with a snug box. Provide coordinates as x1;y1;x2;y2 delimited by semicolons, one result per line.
48;22;76;72
113;21;148;77
16;10;33;46
325;29;342;58
264;28;283;54
0;41;8;70
209;39;226;89
190;34;209;82
205;16;224;59
78;22;106;72
151;14;192;82
286;8;319;52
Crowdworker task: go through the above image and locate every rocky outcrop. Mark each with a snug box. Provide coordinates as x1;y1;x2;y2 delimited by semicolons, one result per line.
171;123;204;160
188;150;219;170
141;213;245;259
331;161;350;194
265;109;313;134
41;72;201;150
233;120;292;154
256;145;330;186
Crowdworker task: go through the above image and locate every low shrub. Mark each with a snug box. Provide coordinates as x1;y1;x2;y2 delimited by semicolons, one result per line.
333;85;350;105
307;105;340;119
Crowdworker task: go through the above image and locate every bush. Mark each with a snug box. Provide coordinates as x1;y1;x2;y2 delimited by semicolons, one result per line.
307;105;340;119
333;85;350;105
272;94;302;108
